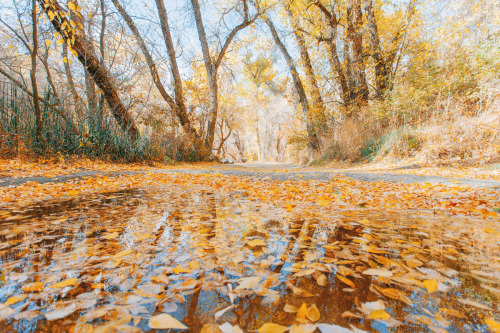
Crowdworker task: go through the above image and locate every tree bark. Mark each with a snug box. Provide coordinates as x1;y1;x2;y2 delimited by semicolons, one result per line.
313;2;350;106
31;0;42;142
363;0;389;98
62;43;85;124
285;5;326;129
39;0;139;140
346;0;369;106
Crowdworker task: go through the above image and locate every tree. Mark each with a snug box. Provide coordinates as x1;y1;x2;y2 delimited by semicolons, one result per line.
38;0;139;140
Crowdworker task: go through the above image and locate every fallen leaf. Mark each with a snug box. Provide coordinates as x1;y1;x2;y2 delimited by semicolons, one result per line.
148;313;187;329
284;303;299;313
369;310;391;320
21;282;44;292
49;278;79;289
485;318;500;333
306;304;320;322
235;276;260;290
45;303;77;320
258;323;288;333
215;305;235;320
423;280;438;293
337;275;356;289
362;268;393;277
4;295;27;306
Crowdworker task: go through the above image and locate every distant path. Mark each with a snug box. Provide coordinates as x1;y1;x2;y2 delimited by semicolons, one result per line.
1;162;499;189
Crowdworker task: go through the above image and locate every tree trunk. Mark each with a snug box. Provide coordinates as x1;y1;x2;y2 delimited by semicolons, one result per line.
364;0;389;98
285;6;326;129
31;0;42;142
346;0;369;106
263;17;319;151
313;2;350;105
62;43;85;124
39;0;139;141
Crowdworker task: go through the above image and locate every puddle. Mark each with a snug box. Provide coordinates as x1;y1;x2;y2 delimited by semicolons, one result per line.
0;182;498;332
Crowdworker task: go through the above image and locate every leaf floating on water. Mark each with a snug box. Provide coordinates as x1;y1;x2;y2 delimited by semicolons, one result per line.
148;313;187;330
379;288;413;305
173;265;192;275
201;324;222;333
177;278;198;290
215;305;235;320
21;282;44;292
361;300;385;314
297;303;308;321
44;303;77;321
113;249;133;259
289;323;317;333
362;268;393;277
247;239;266;247
317;323;367;333
188;260;200;270
291;286;316;297
152;274;170;285
485;318;500;333
406;258;423;268
306;304;320;322
4;294;27;306
102;231;119;240
439;308;466;319
284;303;299;313
235;276;260;291
257;323;288;333
337;275;356;289
369;310;391;320
219;323;244;333
49;278;78;289
423;280;438;293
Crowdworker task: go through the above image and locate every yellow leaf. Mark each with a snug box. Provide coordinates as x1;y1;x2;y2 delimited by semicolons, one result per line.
247;239;265;247
296;303;308;320
306;304;320;322
21;282;44;292
102;232;119;240
424;279;438;293
406;258;423;268
49;278;78;289
188;260;200;270
152;274;169;285
68;1;75;11
113;249;133;259
45;40;52;47
337;274;356;289
4;294;27;306
173;265;192;275
258;323;288;333
58;39;64;45
369;309;391;320
148;313;187;329
485;318;500;333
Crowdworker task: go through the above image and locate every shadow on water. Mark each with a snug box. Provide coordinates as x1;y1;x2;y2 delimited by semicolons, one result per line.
0;183;498;332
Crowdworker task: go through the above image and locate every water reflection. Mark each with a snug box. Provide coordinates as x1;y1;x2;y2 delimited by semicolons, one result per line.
0;183;498;332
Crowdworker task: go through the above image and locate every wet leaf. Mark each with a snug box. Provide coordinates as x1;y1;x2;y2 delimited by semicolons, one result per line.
113;249;133;259
49;278;78;289
406;258;423;268
45;303;77;321
215;305;235;320
102;231;119;240
201;324;222;333
21;282;44;292
235;276;260;290
297;303;308;320
485;318;500;333
423;280;438;293
289;324;317;333
148;313;187;330
362;268;393;277
306;304;320;322
337;275;356;289
4;295;27;306
248;239;265;247
369;310;391;320
152;274;170;285
219;323;244;333
258;323;288;333
284;303;299;313
379;288;413;305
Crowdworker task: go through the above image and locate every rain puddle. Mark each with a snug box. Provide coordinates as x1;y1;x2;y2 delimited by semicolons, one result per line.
0;181;498;332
